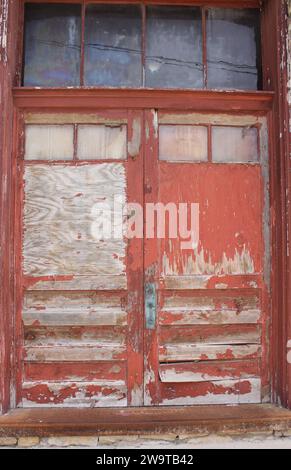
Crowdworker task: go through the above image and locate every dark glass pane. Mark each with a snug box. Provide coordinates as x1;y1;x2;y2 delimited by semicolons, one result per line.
23;3;81;87
84;5;142;87
207;8;261;90
145;6;203;89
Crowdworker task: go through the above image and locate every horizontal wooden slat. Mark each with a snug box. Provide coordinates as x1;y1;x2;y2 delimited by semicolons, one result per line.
160;309;260;325
163;275;262;290
24;290;126;307
162;291;260;309
24;275;127;291
23;309;127;326
24;326;126;346
24;362;126;382
160;291;261;325
159;324;261;345
25;345;126;362
159;360;260;383
23;291;127;326
160;378;261;405
22;381;127;407
159;343;260;362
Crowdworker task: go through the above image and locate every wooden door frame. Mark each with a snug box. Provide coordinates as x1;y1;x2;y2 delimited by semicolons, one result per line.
0;0;290;416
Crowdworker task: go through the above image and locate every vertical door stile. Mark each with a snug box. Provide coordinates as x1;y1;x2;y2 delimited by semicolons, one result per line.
144;109;161;405
126;110;144;406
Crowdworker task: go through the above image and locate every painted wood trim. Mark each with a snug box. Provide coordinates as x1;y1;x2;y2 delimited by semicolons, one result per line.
261;0;291;409
143;109;160;406
0;0;20;414
21;0;261;7
126;110;144;406
13;88;274;112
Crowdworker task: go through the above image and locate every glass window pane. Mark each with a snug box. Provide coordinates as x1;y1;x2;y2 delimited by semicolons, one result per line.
23;3;81;87
212;126;259;163
25;125;74;160
159;125;208;162
206;8;261;90
77;125;127;160
84;5;142;87
145;6;203;89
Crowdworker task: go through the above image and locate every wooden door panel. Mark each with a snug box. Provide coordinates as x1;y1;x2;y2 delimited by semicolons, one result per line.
23;163;126;279
160;164;263;278
144;110;269;406
19;111;144;408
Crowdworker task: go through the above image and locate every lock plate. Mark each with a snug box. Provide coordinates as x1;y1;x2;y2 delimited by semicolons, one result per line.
145;282;156;330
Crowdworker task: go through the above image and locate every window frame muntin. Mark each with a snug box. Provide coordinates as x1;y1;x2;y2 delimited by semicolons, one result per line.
19;0;262;90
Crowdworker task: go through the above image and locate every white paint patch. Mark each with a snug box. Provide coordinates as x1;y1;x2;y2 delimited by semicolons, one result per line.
130;385;143;407
163;245;255;276
128;118;141;158
144;367;155;406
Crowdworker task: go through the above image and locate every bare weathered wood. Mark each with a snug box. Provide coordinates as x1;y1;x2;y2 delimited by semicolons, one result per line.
163;275;261;290
159;113;265;127
23;163;126;277
24;326;127;362
23;291;127;327
161;292;261;325
162;291;260;309
24;112;127;125
159;324;261;344
25;345;126;362
160;309;261;325
23;308;127;327
25;275;127;291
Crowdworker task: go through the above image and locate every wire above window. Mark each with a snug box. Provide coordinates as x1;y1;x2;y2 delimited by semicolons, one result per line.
23;3;261;90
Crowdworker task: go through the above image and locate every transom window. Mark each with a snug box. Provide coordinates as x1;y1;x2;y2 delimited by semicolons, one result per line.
23;3;261;89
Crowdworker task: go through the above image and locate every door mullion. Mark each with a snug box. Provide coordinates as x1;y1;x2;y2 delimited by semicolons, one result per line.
143;109;161;406
126;110;145;406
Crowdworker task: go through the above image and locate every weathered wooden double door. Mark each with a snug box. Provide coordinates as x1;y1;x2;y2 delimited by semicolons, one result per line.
19;109;269;407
